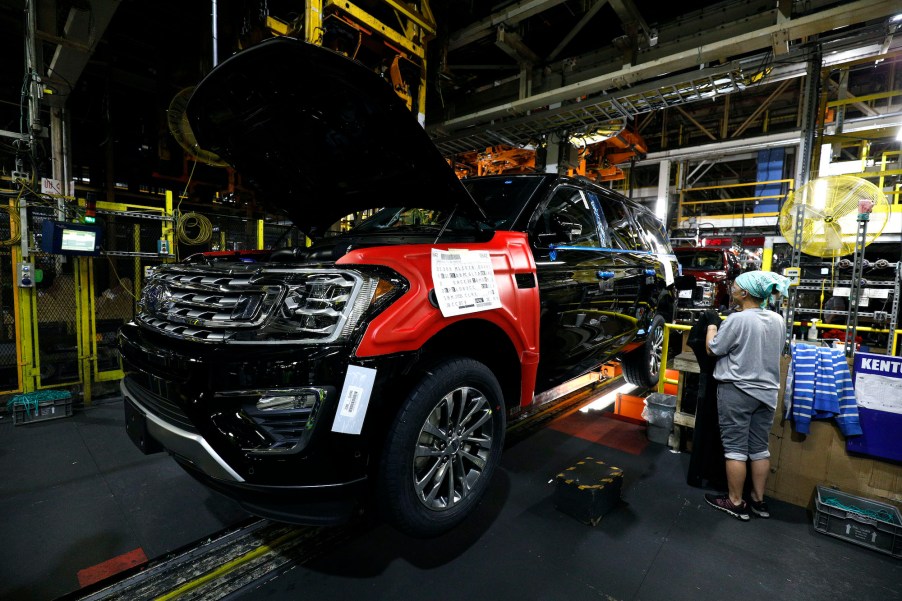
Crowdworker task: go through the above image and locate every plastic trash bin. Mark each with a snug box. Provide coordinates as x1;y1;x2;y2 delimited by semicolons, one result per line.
642;393;677;444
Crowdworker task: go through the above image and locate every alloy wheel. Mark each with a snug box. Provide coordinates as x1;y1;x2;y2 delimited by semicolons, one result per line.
412;385;495;511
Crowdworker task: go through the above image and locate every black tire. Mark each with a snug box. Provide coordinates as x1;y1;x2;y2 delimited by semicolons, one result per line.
622;314;666;388
378;357;505;538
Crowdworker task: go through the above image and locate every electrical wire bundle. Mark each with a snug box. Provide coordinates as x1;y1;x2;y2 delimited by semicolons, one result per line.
176;211;213;245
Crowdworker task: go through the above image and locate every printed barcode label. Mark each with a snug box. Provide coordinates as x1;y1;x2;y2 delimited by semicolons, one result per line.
341;386;363;417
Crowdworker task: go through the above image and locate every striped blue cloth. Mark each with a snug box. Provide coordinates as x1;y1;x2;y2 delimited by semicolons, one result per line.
790;343;862;437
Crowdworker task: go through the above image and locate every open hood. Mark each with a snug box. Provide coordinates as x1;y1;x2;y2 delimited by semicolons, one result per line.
187;38;483;233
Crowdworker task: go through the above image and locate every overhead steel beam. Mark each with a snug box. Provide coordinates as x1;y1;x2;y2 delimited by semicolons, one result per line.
608;0;654;44
642;130;804;164
383;0;436;36
730;79;795;138
676;106;717;141
495;27;540;65
434;0;900;134
447;0;569;51
548;0;609;61
44;0;119;107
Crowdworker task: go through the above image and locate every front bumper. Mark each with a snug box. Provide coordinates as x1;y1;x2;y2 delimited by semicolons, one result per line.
122;383;242;481
118;322;414;521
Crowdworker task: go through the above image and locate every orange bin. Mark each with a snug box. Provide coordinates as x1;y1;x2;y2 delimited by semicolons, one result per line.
663;369;678;396
614;393;647;422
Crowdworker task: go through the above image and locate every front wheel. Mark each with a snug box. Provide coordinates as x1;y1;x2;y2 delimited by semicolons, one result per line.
378;358;505;538
622;314;666;388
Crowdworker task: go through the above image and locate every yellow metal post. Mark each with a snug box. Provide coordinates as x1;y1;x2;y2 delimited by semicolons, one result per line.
12;253;34;394
305;0;323;45
761;247;773;271
76;256;95;404
165;190;176;262
20;257;39;394
134;224;142;300
257;219;265;250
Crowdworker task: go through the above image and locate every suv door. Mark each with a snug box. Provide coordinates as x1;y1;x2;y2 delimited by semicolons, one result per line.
632;208;678;321
530;185;634;388
593;191;644;319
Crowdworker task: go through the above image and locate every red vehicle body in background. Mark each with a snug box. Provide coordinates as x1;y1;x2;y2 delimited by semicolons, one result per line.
673;245;743;313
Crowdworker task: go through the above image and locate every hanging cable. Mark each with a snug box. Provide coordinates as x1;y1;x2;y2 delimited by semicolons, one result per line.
177;211;213;246
104;255;139;302
0;205;22;247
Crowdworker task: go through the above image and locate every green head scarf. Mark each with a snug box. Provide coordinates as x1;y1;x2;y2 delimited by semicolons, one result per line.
735;271;790;308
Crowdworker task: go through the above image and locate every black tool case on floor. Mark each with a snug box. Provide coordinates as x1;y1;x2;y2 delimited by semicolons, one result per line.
554;457;624;525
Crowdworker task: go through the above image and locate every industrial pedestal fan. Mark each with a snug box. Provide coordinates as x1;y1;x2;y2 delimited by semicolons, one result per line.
778;175;889;258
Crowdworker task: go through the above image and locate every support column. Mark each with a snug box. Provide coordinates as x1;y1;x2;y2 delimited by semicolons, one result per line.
656;160;671;223
544;138;561;174
50;107;71;217
785;45;823;350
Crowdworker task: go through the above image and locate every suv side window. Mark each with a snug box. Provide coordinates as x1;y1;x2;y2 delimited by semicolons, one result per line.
535;186;601;247
633;210;671;254
596;194;637;250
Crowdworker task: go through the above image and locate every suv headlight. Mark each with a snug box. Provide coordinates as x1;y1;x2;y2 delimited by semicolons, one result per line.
268;271;404;342
278;274;356;337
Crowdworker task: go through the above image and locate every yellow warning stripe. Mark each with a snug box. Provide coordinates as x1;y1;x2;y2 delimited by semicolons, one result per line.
153;527;308;601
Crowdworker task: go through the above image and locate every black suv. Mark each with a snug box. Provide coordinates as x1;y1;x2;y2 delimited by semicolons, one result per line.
119;38;684;537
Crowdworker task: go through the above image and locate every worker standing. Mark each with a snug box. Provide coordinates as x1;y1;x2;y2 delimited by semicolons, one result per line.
703;271;789;521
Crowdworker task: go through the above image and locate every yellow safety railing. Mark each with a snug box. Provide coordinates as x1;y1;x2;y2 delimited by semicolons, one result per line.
794;321;897;356
678;178;793;221
656;316;898;399
658;322;692;394
878;150;902;205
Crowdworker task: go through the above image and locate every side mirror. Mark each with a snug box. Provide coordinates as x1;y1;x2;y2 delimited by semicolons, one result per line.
537;215;578;244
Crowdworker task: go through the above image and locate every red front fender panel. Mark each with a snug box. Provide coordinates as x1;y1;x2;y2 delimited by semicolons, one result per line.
336;231;540;407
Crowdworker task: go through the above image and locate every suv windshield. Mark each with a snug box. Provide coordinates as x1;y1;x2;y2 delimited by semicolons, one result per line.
675;250;724;269
353;207;446;231
344;206;487;235
463;175;544;229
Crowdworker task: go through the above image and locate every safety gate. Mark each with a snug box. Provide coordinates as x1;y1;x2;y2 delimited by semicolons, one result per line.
6;197;171;404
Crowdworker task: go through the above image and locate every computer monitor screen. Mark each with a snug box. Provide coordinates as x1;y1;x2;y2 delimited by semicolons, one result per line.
60;228;97;253
40;220;103;256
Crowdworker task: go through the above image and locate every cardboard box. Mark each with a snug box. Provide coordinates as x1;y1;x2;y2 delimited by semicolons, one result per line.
768;355;902;511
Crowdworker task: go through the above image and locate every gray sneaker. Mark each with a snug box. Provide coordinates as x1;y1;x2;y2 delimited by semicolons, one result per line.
704;493;750;521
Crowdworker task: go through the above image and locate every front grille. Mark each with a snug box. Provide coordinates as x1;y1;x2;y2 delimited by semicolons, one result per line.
136;264;366;344
137;265;283;341
124;374;196;432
